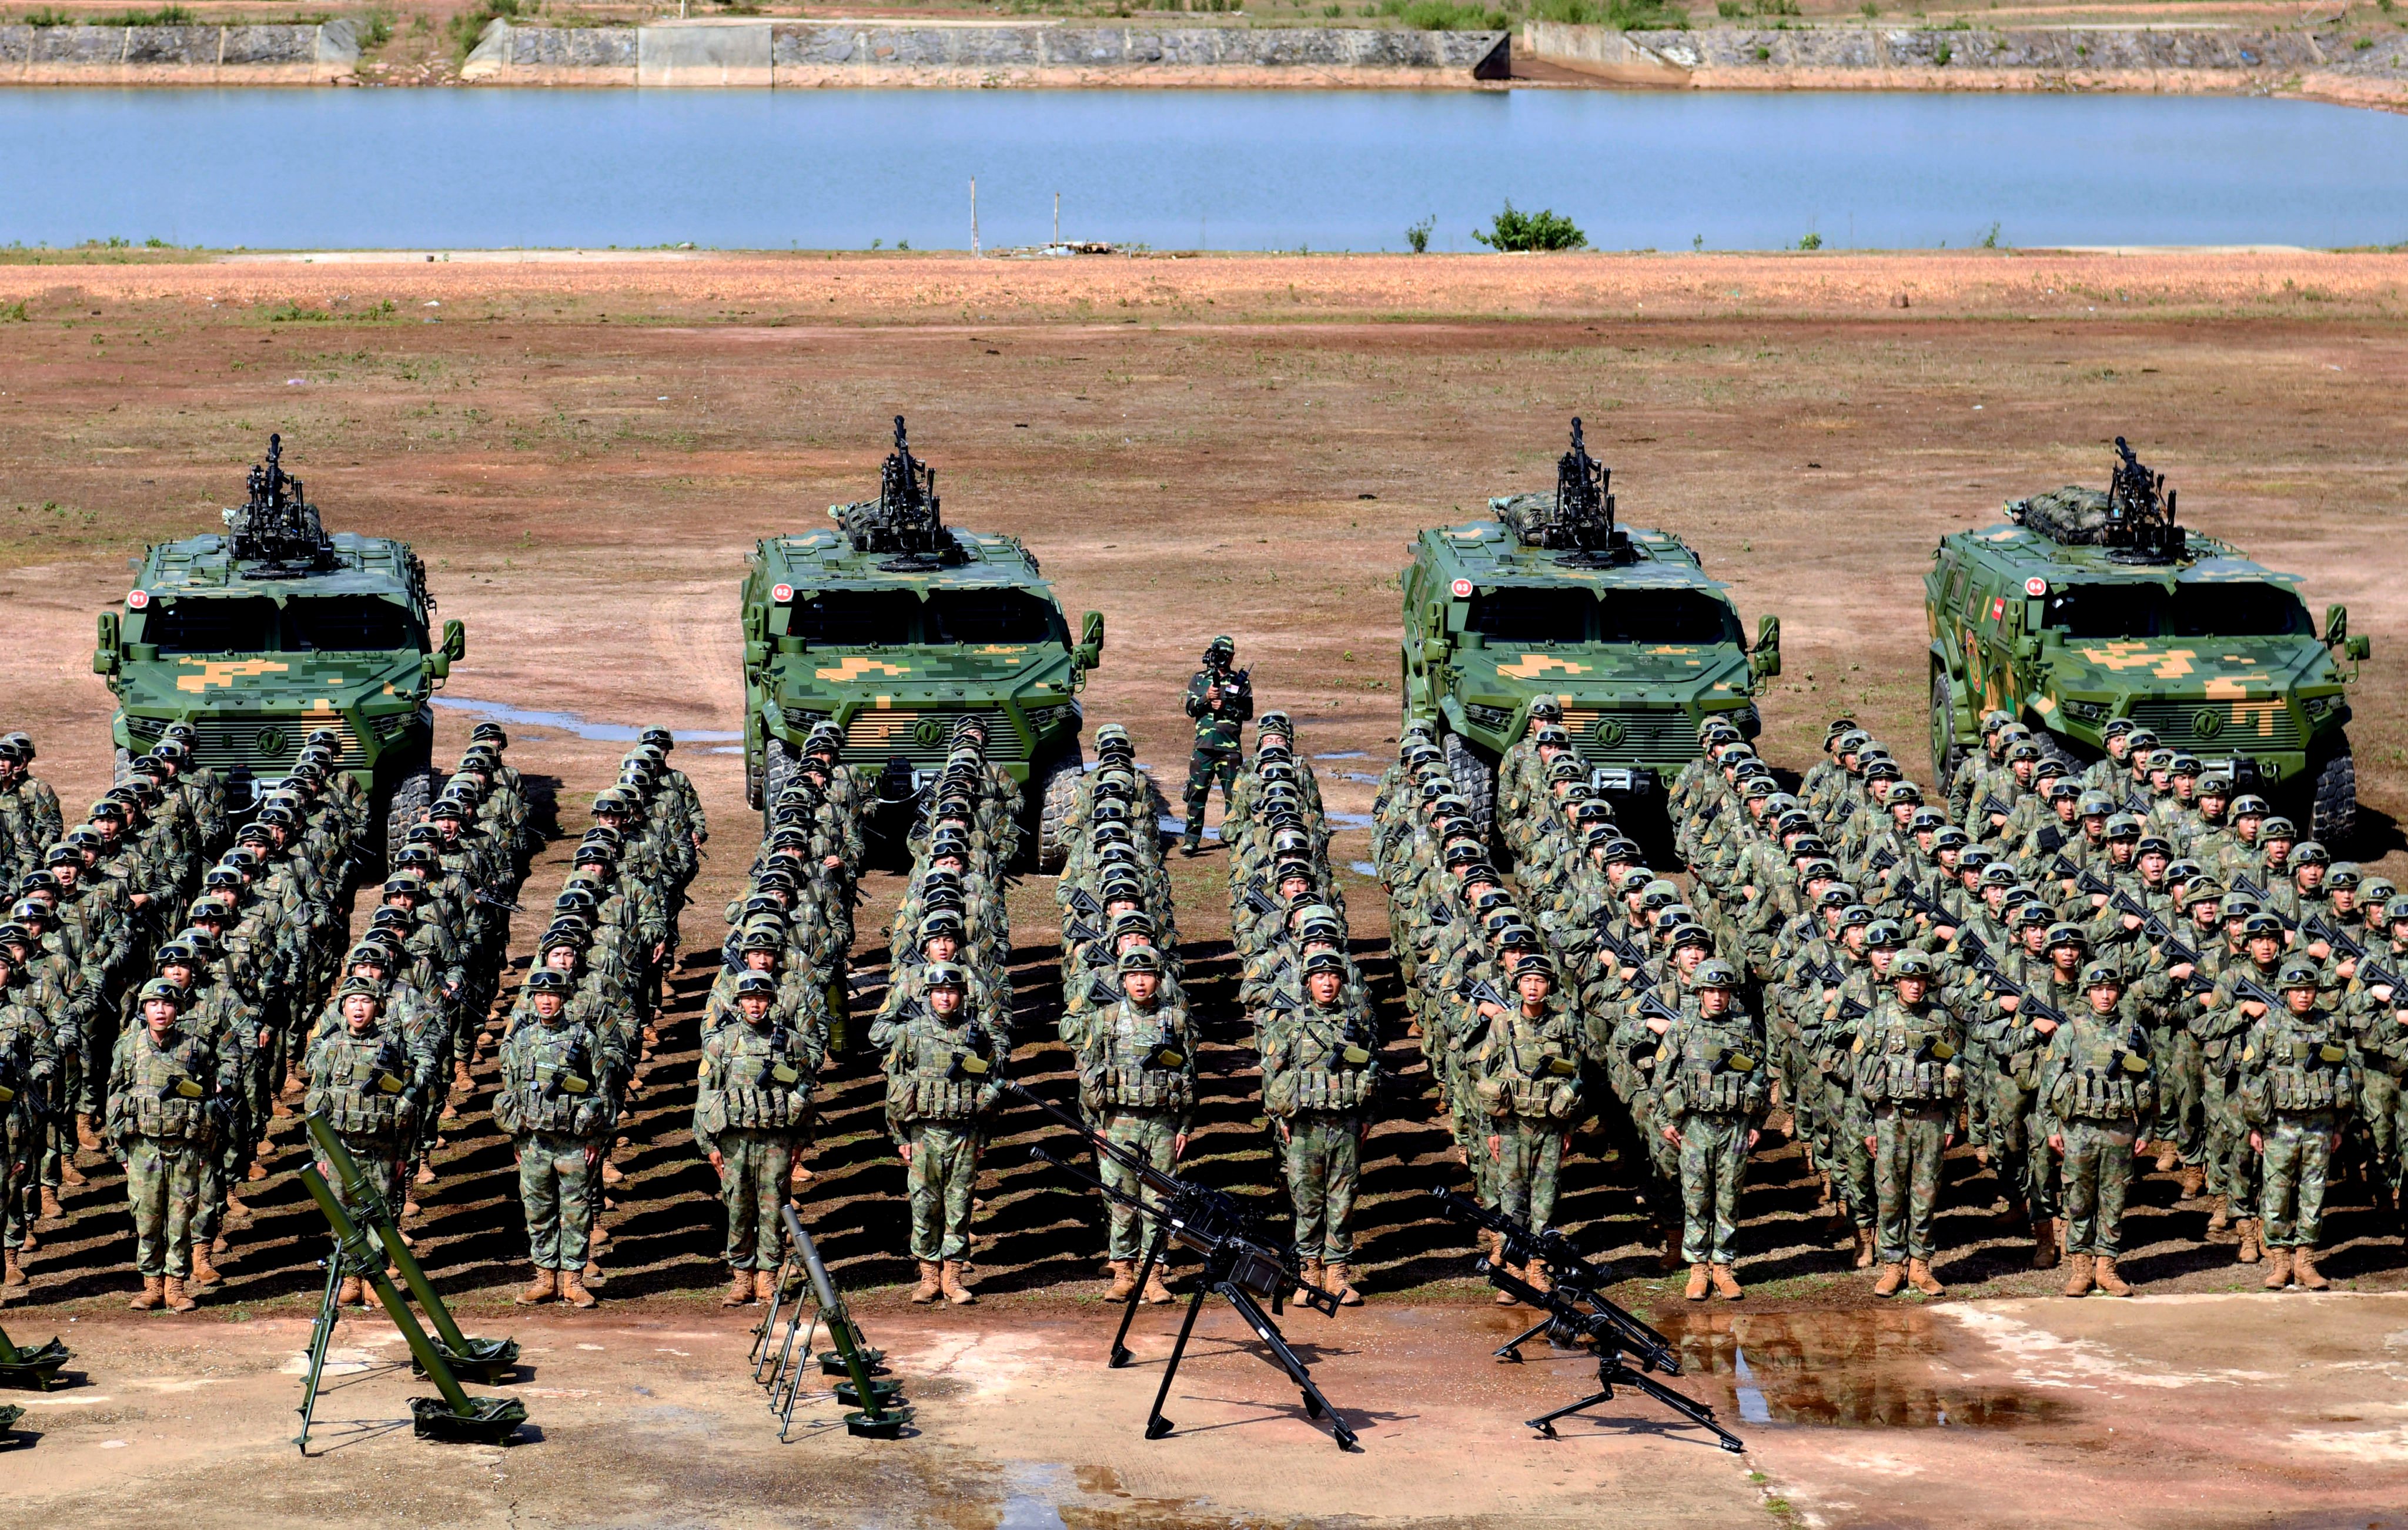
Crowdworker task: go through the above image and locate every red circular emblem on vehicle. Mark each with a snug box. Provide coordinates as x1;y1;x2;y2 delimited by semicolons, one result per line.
1450;578;1473;600
770;583;794;604
126;588;150;609
2024;577;2048;597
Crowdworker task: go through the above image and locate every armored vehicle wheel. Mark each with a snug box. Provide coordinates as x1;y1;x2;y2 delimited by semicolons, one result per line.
744;740;764;812
2310;745;2357;849
760;738;800;833
2032;729;2085;788
1928;668;1965;798
1032;746;1084;875
382;765;440;872
1442;730;1497;850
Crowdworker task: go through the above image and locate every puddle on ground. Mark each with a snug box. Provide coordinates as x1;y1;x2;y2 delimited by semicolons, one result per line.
1313;751;1370;761
998;1461;1073;1530
1649;1309;2072;1431
432;695;740;745
1349;861;1379;877
1337;771;1383;785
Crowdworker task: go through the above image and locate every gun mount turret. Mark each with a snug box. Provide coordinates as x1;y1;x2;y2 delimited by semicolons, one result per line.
223;433;337;574
832;416;961;567
1490;417;1636;566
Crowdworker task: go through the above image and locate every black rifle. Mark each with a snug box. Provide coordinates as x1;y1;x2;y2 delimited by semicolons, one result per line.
1240;881;1281;919
1637;989;1682;1027
1005;1082;1355;1451
1995;983;2070;1029
1067;886;1108;925
2053;854;2114;900
1430;1190;1741;1452
2111;891;2216;995
1594;919;1647;972
1980;792;2014;821
1458;976;1511;1014
1895;880;1954;928
1867;845;1900;876
2303;911;2366;962
2360;959;2403;996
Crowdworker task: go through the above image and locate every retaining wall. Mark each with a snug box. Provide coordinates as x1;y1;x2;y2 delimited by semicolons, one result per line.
1524;21;2408;110
461;19;1513;88
0;19;358;83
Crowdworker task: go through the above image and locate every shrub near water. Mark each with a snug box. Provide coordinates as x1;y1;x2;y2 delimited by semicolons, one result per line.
1474;201;1588;252
1528;0;1691;27
1378;0;1509;28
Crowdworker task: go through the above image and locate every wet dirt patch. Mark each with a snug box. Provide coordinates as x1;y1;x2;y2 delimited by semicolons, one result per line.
1656;1307;2076;1431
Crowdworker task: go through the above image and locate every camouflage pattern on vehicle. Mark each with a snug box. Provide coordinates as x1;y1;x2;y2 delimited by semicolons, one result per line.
740;419;1103;871
92;435;464;864
1400;420;1782;841
1927;437;2368;842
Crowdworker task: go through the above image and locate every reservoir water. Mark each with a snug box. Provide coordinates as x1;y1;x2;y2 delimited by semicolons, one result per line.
4;86;2406;252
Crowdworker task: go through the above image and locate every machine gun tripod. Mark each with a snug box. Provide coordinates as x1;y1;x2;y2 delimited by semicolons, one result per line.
1432;1190;1743;1453
1007;1082;1359;1451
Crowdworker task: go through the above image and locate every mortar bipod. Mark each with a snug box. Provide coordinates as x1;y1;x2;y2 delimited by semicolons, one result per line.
295;1164;528;1449
305;1114;519;1385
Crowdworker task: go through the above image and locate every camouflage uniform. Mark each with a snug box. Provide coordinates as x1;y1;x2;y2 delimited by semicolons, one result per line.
301;1003;427;1220
1658;996;1769;1268
1179;642;1252;849
2240;989;2353;1267
2042;989;2156;1267
106;1013;238;1285
1071;993;1196;1263
1855;989;1964;1275
694;1003;823;1273
1262;993;1379;1266
1473;993;1583;1235
883;997;1005;1265
494;1006;619;1279
0;986;58;1277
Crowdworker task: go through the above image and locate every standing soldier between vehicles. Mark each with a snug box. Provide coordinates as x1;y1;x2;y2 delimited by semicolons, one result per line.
695;970;824;1306
108;979;237;1313
884;963;1004;1307
1069;945;1195;1306
1471;953;1583;1303
300;979;426;1306
1659;959;1768;1303
2044;963;2155;1297
1858;950;1962;1298
497;967;618;1309
1179;635;1253;856
1262;948;1377;1306
2243;957;2354;1291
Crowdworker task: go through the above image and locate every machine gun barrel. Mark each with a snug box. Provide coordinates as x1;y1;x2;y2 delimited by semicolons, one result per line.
1429;1189;1678;1375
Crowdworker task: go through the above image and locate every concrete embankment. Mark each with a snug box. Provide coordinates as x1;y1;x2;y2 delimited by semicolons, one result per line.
1523;20;2408;111
1;19;357;83
460;19;1510;88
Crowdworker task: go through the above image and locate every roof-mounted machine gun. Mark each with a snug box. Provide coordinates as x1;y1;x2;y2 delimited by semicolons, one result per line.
224;433;337;573
834;416;961;566
1493;417;1637;566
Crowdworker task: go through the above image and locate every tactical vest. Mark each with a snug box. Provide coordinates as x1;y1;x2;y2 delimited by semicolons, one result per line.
2257;1010;2355;1114
700;1022;812;1134
1474;1012;1580;1122
1674;1023;1767;1115
1266;1009;1374;1116
122;1033;215;1144
1089;1003;1192;1113
1860;1006;1963;1104
888;1016;995;1123
497;1022;608;1137
307;1026;412;1138
2048;1020;2154;1121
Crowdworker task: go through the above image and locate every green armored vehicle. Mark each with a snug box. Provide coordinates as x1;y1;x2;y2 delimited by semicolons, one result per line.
92;434;466;863
740;418;1103;871
1401;420;1782;840
1927;437;2368;843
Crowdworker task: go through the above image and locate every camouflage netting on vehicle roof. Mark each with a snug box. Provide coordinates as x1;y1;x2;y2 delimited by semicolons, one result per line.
2008;486;2116;545
1491;491;1564;545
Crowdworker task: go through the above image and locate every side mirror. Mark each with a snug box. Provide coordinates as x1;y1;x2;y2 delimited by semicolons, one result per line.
1081;610;1105;652
94;612;119;675
441;618;467;662
743;640;771;669
1750;614;1782;681
1073;642;1101;671
2325;603;2349;647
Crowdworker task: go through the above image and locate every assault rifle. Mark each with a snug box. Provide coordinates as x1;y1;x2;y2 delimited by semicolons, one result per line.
2111;891;2215;995
1239;880;1281;920
2053;855;2115;900
1005;1082;1354;1449
1866;845;1900;876
1895;880;1954;929
1429;1190;1741;1452
1980;792;2014;822
1636;989;1683;1027
1994;982;2070;1029
2303;911;2366;963
1594;919;1648;972
1067;885;1108;925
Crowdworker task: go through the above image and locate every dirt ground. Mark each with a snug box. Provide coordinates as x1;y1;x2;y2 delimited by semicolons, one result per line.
4;249;2407;1525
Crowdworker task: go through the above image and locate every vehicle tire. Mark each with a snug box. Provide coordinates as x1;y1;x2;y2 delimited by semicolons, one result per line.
2310;744;2357;849
1442;729;1497;849
1928;668;1965;797
382;765;440;873
760;738;800;835
744;740;764;813
2032;729;2085;785
1032;745;1086;875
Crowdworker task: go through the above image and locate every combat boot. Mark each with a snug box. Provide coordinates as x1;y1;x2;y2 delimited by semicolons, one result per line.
754;1269;781;1303
1322;1264;1361;1307
2177;1165;2205;1200
131;1274;165;1310
1872;1262;1905;1298
1143;1265;1176;1305
910;1261;942;1304
1907;1258;1944;1297
1494;1264;1520;1305
1;1249;23;1291
1106;1260;1138;1301
2236;1219;2262;1264
600;1159;625;1187
514;1268;558;1305
414;1161;436;1187
1524;1260;1552;1297
224;1193;250;1221
188;1242;220;1288
1292;1259;1324;1304
561;1270;599;1309
2260;1246;2293;1290
2206;1195;2232;1235
1178;826;1203;858
453;1058;474;1094
1711;1264;1744;1301
2154;1143;2179;1174
2293;1247;2330;1291
941;1260;976;1305
58;1158;86;1187
76;1112;101;1151
2092;1257;2132;1297
163;1276;198;1313
722;1267;755;1307
1852;1227;1876;1270
2029;1217;2060;1270
1685;1263;1711;1302
2061;1253;2095;1298
337;1275;364;1307
38;1187;63;1223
